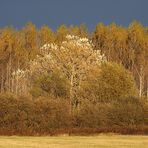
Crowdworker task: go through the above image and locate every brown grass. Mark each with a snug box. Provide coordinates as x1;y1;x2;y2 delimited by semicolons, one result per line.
0;135;148;148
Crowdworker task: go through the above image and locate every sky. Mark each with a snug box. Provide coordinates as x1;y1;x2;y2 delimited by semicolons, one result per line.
0;0;147;31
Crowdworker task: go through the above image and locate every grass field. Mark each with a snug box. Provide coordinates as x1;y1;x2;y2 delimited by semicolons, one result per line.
0;135;148;148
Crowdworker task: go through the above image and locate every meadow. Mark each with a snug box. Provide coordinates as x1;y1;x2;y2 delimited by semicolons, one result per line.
0;135;148;148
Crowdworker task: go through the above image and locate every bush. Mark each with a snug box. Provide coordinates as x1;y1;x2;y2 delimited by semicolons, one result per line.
0;93;147;135
74;101;113;128
30;71;70;99
73;97;148;129
0;94;70;135
107;97;148;127
0;93;35;134
33;97;71;132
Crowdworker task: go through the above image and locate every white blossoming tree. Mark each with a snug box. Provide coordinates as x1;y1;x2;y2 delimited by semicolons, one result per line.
12;35;106;114
30;35;106;113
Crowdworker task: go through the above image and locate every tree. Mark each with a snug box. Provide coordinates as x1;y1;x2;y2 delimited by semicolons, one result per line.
0;27;27;94
128;21;148;98
92;23;108;54
39;25;55;46
29;35;105;113
92;21;148;98
56;25;69;43
23;22;38;60
81;62;138;102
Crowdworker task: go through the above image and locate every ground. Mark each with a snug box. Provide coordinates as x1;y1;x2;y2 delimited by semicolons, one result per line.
0;135;148;148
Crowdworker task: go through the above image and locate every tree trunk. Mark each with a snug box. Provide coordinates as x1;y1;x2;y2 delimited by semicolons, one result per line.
69;65;74;115
146;79;148;99
139;66;144;98
0;67;4;93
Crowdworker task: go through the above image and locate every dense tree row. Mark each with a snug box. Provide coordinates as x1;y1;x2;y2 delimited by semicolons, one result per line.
0;21;147;98
92;22;148;98
0;21;148;135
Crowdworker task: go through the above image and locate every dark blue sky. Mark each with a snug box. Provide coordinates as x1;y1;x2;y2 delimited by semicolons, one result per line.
0;0;147;30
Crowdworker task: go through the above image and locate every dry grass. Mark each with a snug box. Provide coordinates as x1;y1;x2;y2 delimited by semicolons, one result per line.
0;135;148;148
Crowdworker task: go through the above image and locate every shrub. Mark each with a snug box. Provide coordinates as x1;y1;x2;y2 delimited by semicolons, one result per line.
73;97;148;129
0;94;70;135
107;97;148;127
33;97;71;132
0;93;147;135
30;71;69;98
74;101;112;128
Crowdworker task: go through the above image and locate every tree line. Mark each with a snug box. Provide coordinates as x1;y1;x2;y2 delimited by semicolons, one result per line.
0;21;147;135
